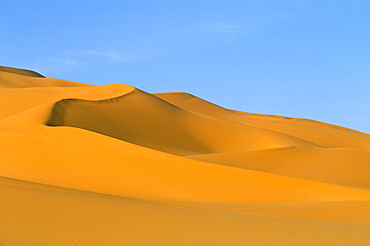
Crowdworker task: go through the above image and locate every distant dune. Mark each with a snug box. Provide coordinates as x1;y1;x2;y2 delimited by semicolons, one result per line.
1;66;370;245
0;65;45;78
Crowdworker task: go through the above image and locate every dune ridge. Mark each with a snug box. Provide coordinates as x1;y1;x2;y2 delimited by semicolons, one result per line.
1;67;370;245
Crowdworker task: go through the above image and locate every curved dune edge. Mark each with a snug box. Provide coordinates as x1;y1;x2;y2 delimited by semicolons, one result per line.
1;67;370;245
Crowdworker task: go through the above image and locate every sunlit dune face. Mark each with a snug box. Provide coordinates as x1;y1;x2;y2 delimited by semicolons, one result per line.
1;67;370;246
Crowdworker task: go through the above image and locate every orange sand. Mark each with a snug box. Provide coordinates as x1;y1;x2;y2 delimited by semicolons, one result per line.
1;66;370;245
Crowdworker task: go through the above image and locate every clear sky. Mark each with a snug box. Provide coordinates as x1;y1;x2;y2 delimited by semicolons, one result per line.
1;0;369;133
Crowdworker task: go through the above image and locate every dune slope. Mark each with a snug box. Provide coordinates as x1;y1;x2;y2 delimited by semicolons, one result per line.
1;66;370;245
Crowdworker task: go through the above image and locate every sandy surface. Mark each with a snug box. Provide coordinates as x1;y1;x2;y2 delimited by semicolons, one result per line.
1;66;370;245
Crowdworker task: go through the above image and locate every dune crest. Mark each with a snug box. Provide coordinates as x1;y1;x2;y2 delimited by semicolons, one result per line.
1;66;370;245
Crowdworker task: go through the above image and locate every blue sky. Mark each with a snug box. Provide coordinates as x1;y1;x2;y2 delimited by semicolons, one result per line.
1;0;370;133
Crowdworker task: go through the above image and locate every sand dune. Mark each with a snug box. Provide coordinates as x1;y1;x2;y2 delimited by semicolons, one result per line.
0;66;45;78
1;66;370;245
155;92;370;149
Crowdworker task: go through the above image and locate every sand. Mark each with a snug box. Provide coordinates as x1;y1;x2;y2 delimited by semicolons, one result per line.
1;66;370;245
